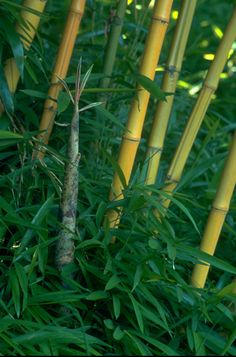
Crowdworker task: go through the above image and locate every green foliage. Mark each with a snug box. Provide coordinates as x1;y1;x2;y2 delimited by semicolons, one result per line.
0;0;235;355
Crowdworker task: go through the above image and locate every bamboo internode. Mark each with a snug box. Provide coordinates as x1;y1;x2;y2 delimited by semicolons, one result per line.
156;7;236;217
35;0;86;159
191;131;236;289
106;0;173;231
0;0;47;113
145;0;197;186
100;0;127;91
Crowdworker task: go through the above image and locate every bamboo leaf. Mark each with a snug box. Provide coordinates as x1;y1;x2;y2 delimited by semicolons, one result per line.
198;325;236;355
101;148;127;190
56;75;74;104
187;323;194;351
79;101;102;113
14;262;28;312
112;294;121;319
136;74;171;101
57;91;71;114
132;264;142;291
15;194;54;257
193;331;206;356
96;201;107;227
80;64;94;95
0;130;23;141
113;326;124;341
0;64;14;115
0;18;24;78
77;238;103;249
9;269;21;318
104;319;114;330
86;291;108;301
19;89;47;99
178;244;236;274
105;275;121;291
216;282;236;299
135;333;180;356
159;190;200;234
95;105;125;129
221;328;236;355
125;331;153;355
129;294;144;333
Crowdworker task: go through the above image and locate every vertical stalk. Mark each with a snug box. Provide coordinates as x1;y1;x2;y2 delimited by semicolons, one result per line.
156;7;236;217
55;103;80;271
94;0;127;156
106;0;173;231
0;0;47;113
100;0;127;91
145;0;197;186
35;0;86;160
191;132;236;289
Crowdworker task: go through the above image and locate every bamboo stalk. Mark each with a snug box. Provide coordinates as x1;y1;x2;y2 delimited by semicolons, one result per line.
35;0;86;160
156;7;236;217
145;0;197;186
100;0;127;91
55;62;97;274
106;0;173;231
0;0;47;113
55;68;81;272
191;131;236;289
91;1;127;159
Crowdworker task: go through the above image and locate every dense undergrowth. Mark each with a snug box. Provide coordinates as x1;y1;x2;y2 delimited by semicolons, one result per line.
0;0;236;355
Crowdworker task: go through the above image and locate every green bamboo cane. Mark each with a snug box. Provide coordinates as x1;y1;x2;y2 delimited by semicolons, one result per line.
94;0;127;156
100;0;127;91
145;0;197;186
155;6;236;218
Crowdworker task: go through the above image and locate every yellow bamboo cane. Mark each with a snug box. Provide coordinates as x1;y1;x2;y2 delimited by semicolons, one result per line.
106;0;173;231
145;0;197;186
35;0;86;160
191;131;236;289
0;0;47;113
155;7;236;217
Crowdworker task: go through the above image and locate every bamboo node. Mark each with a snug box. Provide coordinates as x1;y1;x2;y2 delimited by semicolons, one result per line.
203;83;217;91
166;65;179;77
212;205;228;214
70;9;83;16
44;105;57;113
152;16;169;24
111;15;122;26
165;175;179;184
149;145;163;153
123;135;140;143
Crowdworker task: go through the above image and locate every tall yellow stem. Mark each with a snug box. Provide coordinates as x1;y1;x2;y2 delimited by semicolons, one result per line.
106;0;173;231
145;0;197;186
0;0;47;113
35;0;86;160
191;132;236;289
156;7;236;217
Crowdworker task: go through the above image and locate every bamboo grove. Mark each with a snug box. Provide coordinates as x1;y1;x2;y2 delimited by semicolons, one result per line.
0;0;236;354
1;0;236;297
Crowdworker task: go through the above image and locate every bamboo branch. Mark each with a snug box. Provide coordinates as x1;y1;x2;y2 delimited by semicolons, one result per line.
34;0;86;160
105;0;173;236
145;0;197;186
191;131;236;289
155;7;236;218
